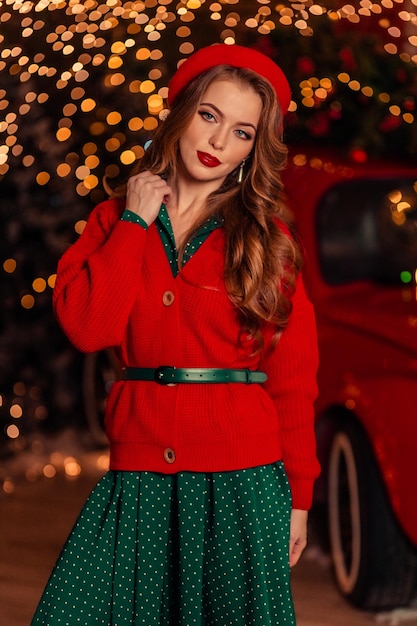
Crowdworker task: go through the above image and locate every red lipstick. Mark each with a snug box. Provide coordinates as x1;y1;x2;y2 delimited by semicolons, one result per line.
197;151;221;168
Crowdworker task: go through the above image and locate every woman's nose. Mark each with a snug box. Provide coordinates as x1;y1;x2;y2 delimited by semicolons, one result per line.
209;129;226;151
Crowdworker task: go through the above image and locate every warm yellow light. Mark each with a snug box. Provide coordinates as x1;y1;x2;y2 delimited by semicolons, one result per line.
48;274;57;288
3;258;16;273
106;138;121;151
389;105;401;116
310;5;325;16
10;404;23;418
348;80;361;91
97;454;110;470
63;103;77;116
0;0;412;213
83;142;97;155
111;41;126;54
176;26;191;37
379;93;390;103
362;86;373;97
392;211;406;225
140;80;156;94
85;155;99;169
57;163;71;177
43;465;57;478
107;111;122;125
338;72;350;84
75;165;90;180
320;78;332;90
388;190;402;204
384;43;398;55
36;171;50;185
21;294;35;309
302;97;315;108
136;48;151;60
315;88;328;100
109;73;125;86
3;479;15;494
120;150;136;165
148;94;163;108
397;201;411;212
143;117;158;130
6;424;19;439
328;11;339;21
108;55;123;69
84;174;99;189
74;220;87;235
132;145;145;159
56;127;71;141
64;458;81;477
32;277;47;293
128;117;144;131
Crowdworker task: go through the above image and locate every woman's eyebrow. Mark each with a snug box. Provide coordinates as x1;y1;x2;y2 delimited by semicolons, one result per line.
199;101;258;132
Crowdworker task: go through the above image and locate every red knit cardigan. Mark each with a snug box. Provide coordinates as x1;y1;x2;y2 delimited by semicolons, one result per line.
53;198;320;509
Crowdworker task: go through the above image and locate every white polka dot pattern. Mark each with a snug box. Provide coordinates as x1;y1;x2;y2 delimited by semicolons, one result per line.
156;203;223;277
31;462;295;625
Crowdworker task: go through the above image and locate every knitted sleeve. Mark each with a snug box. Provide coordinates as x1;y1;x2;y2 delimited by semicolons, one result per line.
259;273;320;510
53;198;148;353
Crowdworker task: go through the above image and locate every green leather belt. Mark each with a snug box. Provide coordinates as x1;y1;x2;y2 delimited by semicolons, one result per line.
120;366;267;385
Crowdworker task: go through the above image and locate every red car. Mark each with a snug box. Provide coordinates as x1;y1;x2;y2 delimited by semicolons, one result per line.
283;148;417;610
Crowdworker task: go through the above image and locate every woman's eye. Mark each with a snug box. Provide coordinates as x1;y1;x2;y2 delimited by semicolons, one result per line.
199;111;215;122
236;129;252;140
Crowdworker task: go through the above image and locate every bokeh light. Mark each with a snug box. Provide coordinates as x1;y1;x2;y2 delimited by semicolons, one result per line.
0;0;416;479
0;1;415;201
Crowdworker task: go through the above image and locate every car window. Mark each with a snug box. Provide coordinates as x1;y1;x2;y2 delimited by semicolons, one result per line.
316;177;417;285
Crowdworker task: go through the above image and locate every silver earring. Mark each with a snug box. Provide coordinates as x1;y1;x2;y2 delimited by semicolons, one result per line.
237;159;245;184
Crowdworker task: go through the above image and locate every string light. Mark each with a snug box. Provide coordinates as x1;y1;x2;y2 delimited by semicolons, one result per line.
0;0;415;193
0;0;416;474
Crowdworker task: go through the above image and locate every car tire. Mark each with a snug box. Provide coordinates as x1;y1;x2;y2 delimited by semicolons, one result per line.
328;418;417;609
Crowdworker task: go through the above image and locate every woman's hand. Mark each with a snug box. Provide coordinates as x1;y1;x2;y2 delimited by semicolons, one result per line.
289;509;308;567
126;171;172;226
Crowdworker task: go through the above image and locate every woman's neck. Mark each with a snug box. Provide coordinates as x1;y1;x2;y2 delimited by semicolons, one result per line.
166;174;217;247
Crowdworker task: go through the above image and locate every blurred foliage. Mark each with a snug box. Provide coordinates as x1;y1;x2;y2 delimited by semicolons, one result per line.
267;19;417;160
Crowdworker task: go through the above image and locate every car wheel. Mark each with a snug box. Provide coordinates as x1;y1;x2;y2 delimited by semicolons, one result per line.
328;419;417;609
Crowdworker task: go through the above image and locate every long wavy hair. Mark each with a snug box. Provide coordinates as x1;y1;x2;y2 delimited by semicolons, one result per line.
113;65;303;353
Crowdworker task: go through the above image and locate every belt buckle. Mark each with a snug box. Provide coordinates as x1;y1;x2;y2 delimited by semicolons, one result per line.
154;365;175;385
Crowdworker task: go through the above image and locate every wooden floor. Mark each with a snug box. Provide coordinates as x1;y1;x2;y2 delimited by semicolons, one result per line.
0;443;413;626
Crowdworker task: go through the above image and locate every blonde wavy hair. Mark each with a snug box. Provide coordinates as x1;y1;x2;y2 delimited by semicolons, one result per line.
111;65;303;352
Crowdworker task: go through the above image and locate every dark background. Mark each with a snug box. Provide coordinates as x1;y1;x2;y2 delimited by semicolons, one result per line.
1;1;416;455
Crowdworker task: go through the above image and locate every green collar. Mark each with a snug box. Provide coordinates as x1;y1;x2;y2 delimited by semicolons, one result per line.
156;204;222;277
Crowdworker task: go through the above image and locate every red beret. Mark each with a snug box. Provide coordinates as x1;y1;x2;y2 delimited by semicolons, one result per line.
168;44;291;116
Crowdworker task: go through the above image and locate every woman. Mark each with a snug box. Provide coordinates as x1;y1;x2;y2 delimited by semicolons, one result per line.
32;44;320;625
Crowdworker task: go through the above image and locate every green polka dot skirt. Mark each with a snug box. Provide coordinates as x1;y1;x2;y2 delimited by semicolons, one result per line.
31;462;295;625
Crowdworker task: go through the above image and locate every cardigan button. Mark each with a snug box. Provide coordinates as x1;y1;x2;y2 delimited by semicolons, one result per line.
163;448;176;464
162;290;175;306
